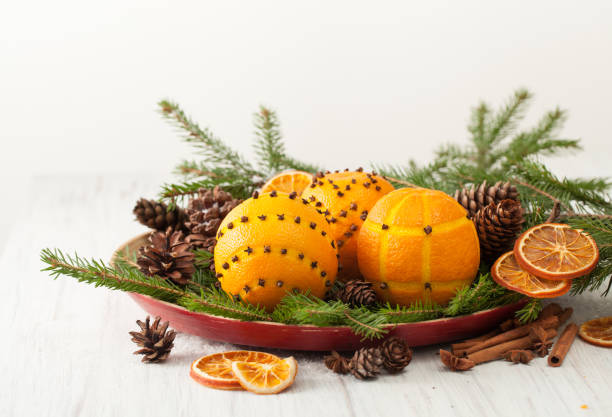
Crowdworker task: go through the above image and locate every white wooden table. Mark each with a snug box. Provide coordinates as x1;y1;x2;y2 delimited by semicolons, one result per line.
2;175;611;417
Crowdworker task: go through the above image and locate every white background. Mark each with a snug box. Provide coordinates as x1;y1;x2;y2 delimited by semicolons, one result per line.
2;2;612;416
2;0;612;188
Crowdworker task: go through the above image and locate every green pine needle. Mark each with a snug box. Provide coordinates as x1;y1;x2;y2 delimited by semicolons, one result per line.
514;298;542;324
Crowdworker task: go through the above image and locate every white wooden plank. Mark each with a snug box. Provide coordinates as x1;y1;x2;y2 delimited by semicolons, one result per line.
2;175;612;417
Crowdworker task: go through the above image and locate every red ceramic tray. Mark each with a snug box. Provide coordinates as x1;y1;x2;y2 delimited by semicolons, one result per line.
115;234;526;351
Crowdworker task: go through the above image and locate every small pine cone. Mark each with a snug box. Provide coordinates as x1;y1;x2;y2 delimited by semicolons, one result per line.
454;180;519;218
473;199;525;261
324;351;351;374
338;280;378;308
380;337;413;373
137;228;195;285
184;187;242;252
133;198;187;232
349;347;383;379
129;316;176;363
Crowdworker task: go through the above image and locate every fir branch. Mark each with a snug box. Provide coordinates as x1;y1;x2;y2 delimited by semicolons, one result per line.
343;308;388;340
160;177;257;203
567;217;612;295
253;106;286;174
271;293;387;340
253;106;321;174
483;89;531;152
377;301;442;323
40;248;270;321
193;249;214;268
41;248;185;302
444;273;522;316
514;298;542;324
159;100;261;178
179;288;271;322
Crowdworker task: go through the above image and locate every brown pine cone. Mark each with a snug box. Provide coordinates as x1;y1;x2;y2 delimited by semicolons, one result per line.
137;228;195;285
454;180;519;218
380;337;413;373
337;280;378;308
473;199;525;261
324;351;351;374
129;316;176;363
349;347;383;379
184;187;242;253
133;198;187;232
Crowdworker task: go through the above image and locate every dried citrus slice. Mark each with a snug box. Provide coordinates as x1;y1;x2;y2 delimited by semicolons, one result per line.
260;170;313;196
231;356;298;395
190;351;276;390
491;251;571;298
514;223;599;280
579;317;612;347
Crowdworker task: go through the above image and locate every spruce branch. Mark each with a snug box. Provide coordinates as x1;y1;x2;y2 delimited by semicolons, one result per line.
40;248;270;322
159;100;261;178
377;301;442;323
444;273;522;317
514;298;542;324
253;106;286;174
567;217;612;295
179;288;271;322
253;106;321;174
41;248;185;302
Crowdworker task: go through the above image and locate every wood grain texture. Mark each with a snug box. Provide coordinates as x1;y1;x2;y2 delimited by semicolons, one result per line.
2;174;612;417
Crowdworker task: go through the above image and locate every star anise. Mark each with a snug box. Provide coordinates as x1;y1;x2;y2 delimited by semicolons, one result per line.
439;349;475;371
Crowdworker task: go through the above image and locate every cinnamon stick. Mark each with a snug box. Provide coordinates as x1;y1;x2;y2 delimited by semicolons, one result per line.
440;349;475;371
463;315;559;356
548;323;578;367
468;327;557;365
556;308;573;329
451;328;501;352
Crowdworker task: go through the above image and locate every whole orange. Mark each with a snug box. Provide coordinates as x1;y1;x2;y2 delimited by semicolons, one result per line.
214;191;338;311
357;187;480;305
301;169;394;280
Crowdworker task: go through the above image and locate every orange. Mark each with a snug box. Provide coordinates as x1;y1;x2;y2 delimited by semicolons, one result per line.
491;251;571;298
357;187;479;305
260;170;313;196
579;317;612;347
232;355;298;395
514;223;599;280
301;170;394;280
214;191;338;310
190;351;256;390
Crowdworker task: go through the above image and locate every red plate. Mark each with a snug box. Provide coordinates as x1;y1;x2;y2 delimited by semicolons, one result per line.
115;234;526;351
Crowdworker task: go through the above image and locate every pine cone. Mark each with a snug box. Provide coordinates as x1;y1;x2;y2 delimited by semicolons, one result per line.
349;347;383;379
473;199;525;261
324;351;351;374
337;280;378;308
133;198;187;232
380;337;413;373
129;316;176;363
454;180;519;218
137;228;195;285
184;187;242;253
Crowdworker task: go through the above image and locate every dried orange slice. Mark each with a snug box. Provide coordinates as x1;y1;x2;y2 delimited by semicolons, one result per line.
579;317;612;347
260;170;313;196
231;355;298;395
190;351;275;390
491;251;571;298
514;223;599;280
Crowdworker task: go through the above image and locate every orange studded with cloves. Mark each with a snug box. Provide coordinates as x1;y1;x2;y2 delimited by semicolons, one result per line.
214;191;338;311
357;188;480;305
301;169;394;280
